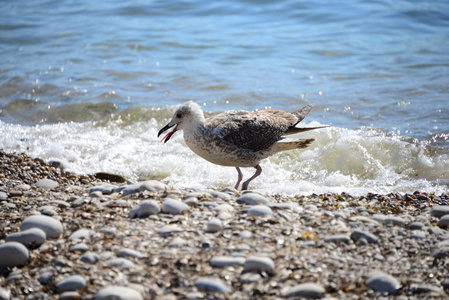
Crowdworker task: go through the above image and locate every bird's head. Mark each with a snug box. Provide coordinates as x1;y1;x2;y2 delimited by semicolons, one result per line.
158;101;205;143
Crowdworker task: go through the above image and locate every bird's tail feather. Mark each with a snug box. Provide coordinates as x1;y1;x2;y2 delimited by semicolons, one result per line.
272;138;315;153
285;125;329;135
291;104;314;123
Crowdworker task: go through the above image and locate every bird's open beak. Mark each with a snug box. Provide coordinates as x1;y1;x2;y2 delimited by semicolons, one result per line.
158;122;179;143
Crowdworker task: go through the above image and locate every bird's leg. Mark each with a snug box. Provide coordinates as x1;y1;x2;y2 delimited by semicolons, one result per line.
235;167;243;190
241;165;262;190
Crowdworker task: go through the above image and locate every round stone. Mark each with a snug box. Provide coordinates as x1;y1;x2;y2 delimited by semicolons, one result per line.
206;218;223;232
0;242;29;268
237;193;271;206
161;198;188;215
56;275;86;293
128;200;160;218
80;252;100;264
20;215;63;239
69;228;93;240
431;205;449;217
281;282;325;299
95;286;143;300
437;215;449;227
366;271;400;294
5;228;46;249
247;205;273;217
117;248;144;258
34;178;59;189
243;256;275;274
194;277;230;293
138;180;168;193
324;234;350;243
106;258;136;269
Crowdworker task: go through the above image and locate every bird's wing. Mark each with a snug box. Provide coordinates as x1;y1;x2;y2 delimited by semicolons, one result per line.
205;110;298;151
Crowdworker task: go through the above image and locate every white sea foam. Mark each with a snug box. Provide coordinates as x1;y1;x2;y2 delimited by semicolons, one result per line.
1;119;447;196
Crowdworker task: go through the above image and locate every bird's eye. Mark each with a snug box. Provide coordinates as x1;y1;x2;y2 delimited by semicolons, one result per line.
176;113;182;118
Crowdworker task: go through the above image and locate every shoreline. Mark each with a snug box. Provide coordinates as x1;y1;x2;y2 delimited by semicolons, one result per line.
0;150;448;299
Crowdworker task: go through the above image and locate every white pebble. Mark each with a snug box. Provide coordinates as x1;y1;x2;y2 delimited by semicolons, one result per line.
162;198;188;215
210;256;246;268
95;286;143;300
34;178;59;189
207;218;223;232
0;242;29;268
128;200;160;218
195;277;230;293
237;193;271;206
20;215;63;239
5;228;46;248
69;228;93;240
247;205;273;217
281;282;325;298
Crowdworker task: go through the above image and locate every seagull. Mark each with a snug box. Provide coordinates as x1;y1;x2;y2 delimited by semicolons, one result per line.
158;101;325;190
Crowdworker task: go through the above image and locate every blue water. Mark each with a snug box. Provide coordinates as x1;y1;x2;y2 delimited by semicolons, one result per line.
1;0;448;194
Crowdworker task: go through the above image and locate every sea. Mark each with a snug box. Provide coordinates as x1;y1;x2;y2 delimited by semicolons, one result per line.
1;0;448;196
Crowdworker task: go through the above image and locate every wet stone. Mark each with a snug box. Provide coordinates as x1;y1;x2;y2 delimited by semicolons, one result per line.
5;228;46;249
194;277;230;293
20;215;63;239
366;271;400;295
0;242;29;268
56;274;86;293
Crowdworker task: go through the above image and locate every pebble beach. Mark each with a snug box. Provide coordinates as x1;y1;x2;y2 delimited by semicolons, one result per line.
1;150;448;299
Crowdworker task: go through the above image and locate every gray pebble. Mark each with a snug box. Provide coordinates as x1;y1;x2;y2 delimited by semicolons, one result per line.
56;274;86;293
410;284;444;295
50;200;71;208
437;215;449;227
38;205;58;216
128;200;160;218
213;203;234;213
281;282;325;299
70;243;89;252
206;218;223;232
167;237;186;247
100;227;116;237
237;193;271;206
159;225;182;236
34;178;59;189
431;246;449;258
247;205;273;217
161;198;188;215
38;271;53;285
240;272;261;283
139;180;168;193
0;192;7;200
106;258;136;269
80;252;100;264
5;228;46;248
20;215;63;239
410;230;427;239
121;183;142;196
0;242;29;268
117;248;144;258
350;229;378;244
95;286;143;300
239;230;252;239
431;205;449;217
89;191;103;198
324;234;350;243
194;277;230;293
69;228;93;240
409;221;424;230
210;256;246;268
59;291;81;300
243;256;275;274
366;271;400;294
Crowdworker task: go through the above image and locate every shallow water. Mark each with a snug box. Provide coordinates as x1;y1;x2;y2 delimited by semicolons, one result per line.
1;0;448;195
